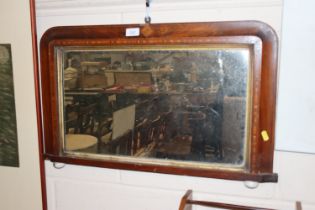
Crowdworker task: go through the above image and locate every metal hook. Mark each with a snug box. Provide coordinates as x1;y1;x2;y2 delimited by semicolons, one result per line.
144;0;152;24
244;181;259;189
53;162;66;169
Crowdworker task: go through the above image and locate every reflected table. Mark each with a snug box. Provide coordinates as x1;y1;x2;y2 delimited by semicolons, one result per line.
65;134;98;153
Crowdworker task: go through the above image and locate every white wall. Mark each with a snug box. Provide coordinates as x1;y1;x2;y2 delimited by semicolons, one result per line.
35;0;315;209
45;152;315;210
0;0;42;210
275;0;315;153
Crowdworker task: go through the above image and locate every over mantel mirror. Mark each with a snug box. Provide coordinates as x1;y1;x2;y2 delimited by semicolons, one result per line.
40;21;278;182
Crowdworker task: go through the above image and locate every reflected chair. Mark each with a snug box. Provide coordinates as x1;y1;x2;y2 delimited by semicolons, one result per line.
203;107;223;160
106;130;132;155
64;103;99;153
132;119;151;155
77;103;97;134
65;104;80;134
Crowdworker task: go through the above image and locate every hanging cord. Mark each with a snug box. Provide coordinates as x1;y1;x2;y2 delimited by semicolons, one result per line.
144;0;152;24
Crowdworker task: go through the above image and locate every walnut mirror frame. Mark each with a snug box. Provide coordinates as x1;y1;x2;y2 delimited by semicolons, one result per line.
39;21;278;182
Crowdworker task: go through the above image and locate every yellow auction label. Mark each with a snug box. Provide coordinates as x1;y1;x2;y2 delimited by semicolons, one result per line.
261;130;270;142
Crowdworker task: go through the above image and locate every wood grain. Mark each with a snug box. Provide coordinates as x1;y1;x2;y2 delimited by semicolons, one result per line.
29;0;48;209
179;190;277;210
39;21;278;182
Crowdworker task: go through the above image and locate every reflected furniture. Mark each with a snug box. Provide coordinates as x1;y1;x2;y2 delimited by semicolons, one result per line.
39;21;279;182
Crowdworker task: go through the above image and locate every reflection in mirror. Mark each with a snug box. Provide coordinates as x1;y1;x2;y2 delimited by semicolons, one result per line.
59;46;251;169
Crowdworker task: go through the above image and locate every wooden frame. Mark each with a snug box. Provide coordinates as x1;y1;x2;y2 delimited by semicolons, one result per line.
29;0;47;209
178;190;276;210
39;21;278;182
178;190;303;210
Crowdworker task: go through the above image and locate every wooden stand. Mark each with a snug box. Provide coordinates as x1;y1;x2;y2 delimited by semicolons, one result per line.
178;190;303;210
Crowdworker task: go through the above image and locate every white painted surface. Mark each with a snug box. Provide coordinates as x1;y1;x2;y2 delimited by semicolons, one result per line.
35;0;283;37
275;0;315;154
0;0;42;210
45;150;315;210
35;0;315;209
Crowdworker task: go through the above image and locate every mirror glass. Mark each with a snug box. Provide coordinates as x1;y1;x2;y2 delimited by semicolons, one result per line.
57;45;251;169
